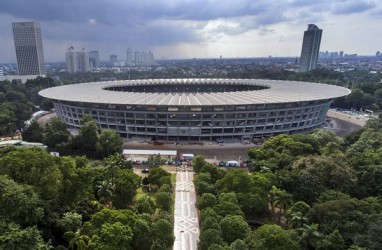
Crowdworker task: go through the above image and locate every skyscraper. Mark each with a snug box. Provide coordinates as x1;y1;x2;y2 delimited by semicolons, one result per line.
12;22;46;75
89;50;100;68
77;48;90;72
126;48;133;66
110;55;117;65
299;24;322;72
66;47;77;73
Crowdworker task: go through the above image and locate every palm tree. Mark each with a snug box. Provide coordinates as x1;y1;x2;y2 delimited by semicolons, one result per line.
274;189;293;225
289;211;308;229
96;180;114;208
269;186;280;218
298;223;323;250
64;230;91;250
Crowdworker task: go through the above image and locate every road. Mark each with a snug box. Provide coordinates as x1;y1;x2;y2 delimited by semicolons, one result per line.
173;166;199;250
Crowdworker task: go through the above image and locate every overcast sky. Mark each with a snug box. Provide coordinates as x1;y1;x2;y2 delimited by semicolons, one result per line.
1;0;381;63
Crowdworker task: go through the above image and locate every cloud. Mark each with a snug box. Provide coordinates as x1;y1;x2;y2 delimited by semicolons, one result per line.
331;0;376;15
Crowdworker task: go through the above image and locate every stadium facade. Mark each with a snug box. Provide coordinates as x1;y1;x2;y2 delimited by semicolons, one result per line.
39;79;350;142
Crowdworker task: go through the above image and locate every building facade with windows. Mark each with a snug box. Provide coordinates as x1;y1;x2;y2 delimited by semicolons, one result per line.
12;22;45;75
40;79;350;142
299;24;322;72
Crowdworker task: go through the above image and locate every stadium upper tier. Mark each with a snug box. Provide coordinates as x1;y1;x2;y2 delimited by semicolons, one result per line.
39;79;350;106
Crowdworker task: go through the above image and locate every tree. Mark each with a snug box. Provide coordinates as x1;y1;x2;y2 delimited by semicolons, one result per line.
219;215;250;244
58;212;83;233
230;239;248;250
155;191;172;211
288;212;308;229
317;230;346;250
193;155;207;174
215;169;252;194
298;224;323;249
308;196;375;245
78;116;99;155
22;120;43;142
148;154;162;168
135;196;156;214
113;170;141;209
0;147;63;200
91;222;133;250
274;189;293;225
150;219;174;248
214;201;244;218
96;180;114;208
0;221;46;250
0;175;44;226
245;224;299;250
96;129;123;157
198;193;217;210
43;117;70;149
132;219;152;250
147;167;170;187
64;230;91;250
200;208;221;223
293;156;357;194
237;192;268;217
198;229;225;250
201;217;221;232
353;218;382;250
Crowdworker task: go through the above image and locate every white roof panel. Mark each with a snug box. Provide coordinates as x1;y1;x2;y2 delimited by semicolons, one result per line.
39;79;350;106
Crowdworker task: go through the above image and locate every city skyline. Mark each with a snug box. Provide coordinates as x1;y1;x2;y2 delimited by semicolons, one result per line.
0;0;382;63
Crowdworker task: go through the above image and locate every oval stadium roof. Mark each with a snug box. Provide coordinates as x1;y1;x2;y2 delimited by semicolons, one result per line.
39;79;350;106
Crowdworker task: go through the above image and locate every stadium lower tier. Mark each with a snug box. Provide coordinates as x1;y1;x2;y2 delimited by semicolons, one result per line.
53;99;331;142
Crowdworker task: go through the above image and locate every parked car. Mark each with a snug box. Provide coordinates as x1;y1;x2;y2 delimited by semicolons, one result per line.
141;168;150;173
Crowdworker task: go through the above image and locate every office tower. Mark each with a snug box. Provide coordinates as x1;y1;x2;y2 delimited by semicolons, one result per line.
110;55;117;65
89;50;100;68
126;48;133;65
339;51;344;58
12;22;46;75
0;69;4;81
376;51;381;57
299;24;322;72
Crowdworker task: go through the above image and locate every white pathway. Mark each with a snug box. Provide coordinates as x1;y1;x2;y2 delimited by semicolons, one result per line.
173;165;199;250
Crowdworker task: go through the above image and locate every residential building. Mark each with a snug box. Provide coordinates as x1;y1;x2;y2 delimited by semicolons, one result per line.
12;22;45;75
65;47;90;73
89;50;100;68
299;24;322;72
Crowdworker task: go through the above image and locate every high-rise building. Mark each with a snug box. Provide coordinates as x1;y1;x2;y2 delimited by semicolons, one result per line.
126;48;133;65
12;22;46;75
299;24;322;72
89;50;100;68
0;69;4;81
376;51;381;57
77;48;90;72
110;55;117;65
65;47;90;73
66;47;77;73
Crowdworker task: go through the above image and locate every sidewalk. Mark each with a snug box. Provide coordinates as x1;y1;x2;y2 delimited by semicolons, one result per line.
173;166;199;250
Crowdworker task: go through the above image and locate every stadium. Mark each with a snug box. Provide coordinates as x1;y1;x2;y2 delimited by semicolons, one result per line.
39;79;350;143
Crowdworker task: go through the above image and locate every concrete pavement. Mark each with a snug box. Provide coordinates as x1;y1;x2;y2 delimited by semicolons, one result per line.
173;165;199;250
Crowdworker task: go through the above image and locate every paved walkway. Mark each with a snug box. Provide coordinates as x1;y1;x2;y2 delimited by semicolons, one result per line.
173;166;199;250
